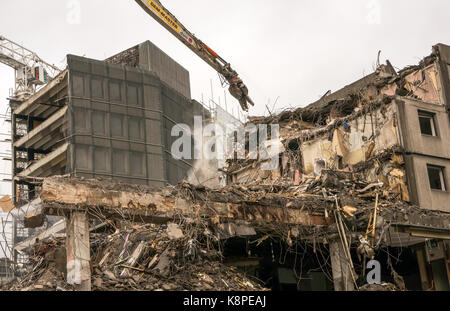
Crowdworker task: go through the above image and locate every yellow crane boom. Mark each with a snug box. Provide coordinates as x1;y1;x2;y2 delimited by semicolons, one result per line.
135;0;255;112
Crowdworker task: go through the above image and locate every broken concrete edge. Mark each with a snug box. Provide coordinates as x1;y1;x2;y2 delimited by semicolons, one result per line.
11;175;450;240
227;95;397;174
248;46;441;127
14;219;109;254
37;176;330;227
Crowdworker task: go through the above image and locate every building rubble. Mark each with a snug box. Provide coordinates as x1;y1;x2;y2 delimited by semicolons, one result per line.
2;42;450;291
3;223;266;291
2;166;449;290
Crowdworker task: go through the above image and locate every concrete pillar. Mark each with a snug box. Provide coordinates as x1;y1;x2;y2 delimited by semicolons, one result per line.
330;239;355;291
415;247;430;290
66;212;91;291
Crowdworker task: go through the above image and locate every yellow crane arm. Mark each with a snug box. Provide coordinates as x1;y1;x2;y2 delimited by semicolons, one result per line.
135;0;254;111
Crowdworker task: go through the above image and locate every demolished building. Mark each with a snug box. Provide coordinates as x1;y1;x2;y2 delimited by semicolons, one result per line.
226;43;450;290
3;43;450;291
7;41;211;265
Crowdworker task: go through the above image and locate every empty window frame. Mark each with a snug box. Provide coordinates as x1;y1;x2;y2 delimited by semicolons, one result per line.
427;165;446;191
418;110;437;136
94;147;110;173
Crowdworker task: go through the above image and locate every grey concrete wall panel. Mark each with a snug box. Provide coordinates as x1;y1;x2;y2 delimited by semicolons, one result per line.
396;98;450;212
139;41;191;99
434;44;450;115
67;55;167;186
397;98;450;159
66;53;205;187
405;154;450;212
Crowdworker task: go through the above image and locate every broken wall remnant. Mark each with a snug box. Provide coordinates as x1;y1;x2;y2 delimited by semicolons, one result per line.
222;44;450;290
106;41;191;99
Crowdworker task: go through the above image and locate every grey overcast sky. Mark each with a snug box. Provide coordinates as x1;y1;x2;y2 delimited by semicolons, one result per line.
0;0;449;197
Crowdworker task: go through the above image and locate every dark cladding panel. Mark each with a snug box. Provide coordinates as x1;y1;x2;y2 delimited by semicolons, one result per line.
67;52;205;186
146;119;162;145
112;150;128;174
75;145;91;170
94;147;111;173
127;83;139;106
91;60;108;77
129;117;144;141
67;54;90;73
109;80;122;103
91;77;104;99
111;140;129;150
110;113;125;138
92;137;109;148
92;111;106;135
165;157;192;185
143;84;161;119
72;74;85;97
72;98;90;109
130;152;145;176
139;41;191;99
74;108;90;133
77;172;94;179
126;66;143;84
129;142;146;153
108;64;126;80
147;155;165;181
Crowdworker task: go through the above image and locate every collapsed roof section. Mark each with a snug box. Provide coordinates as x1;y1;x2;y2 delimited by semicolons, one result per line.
229;44;450;213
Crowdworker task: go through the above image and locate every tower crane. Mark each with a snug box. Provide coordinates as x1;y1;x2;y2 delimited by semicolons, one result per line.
0;35;61;102
135;0;255;112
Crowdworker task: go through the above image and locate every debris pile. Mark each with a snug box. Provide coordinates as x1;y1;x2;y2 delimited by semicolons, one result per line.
3;167;450;291
4;223;267;291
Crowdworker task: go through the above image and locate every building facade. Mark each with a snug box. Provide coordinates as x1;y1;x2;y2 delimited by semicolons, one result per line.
9;41;208;264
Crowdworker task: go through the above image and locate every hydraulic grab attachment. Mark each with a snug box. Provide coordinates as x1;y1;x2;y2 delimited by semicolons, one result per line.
135;0;255;112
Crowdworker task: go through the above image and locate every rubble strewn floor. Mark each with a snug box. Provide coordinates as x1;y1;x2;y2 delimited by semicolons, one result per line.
3;224;267;291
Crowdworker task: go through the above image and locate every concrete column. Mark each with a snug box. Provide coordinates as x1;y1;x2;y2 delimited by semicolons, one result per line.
330;239;355;291
66;212;91;291
415;247;430;290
